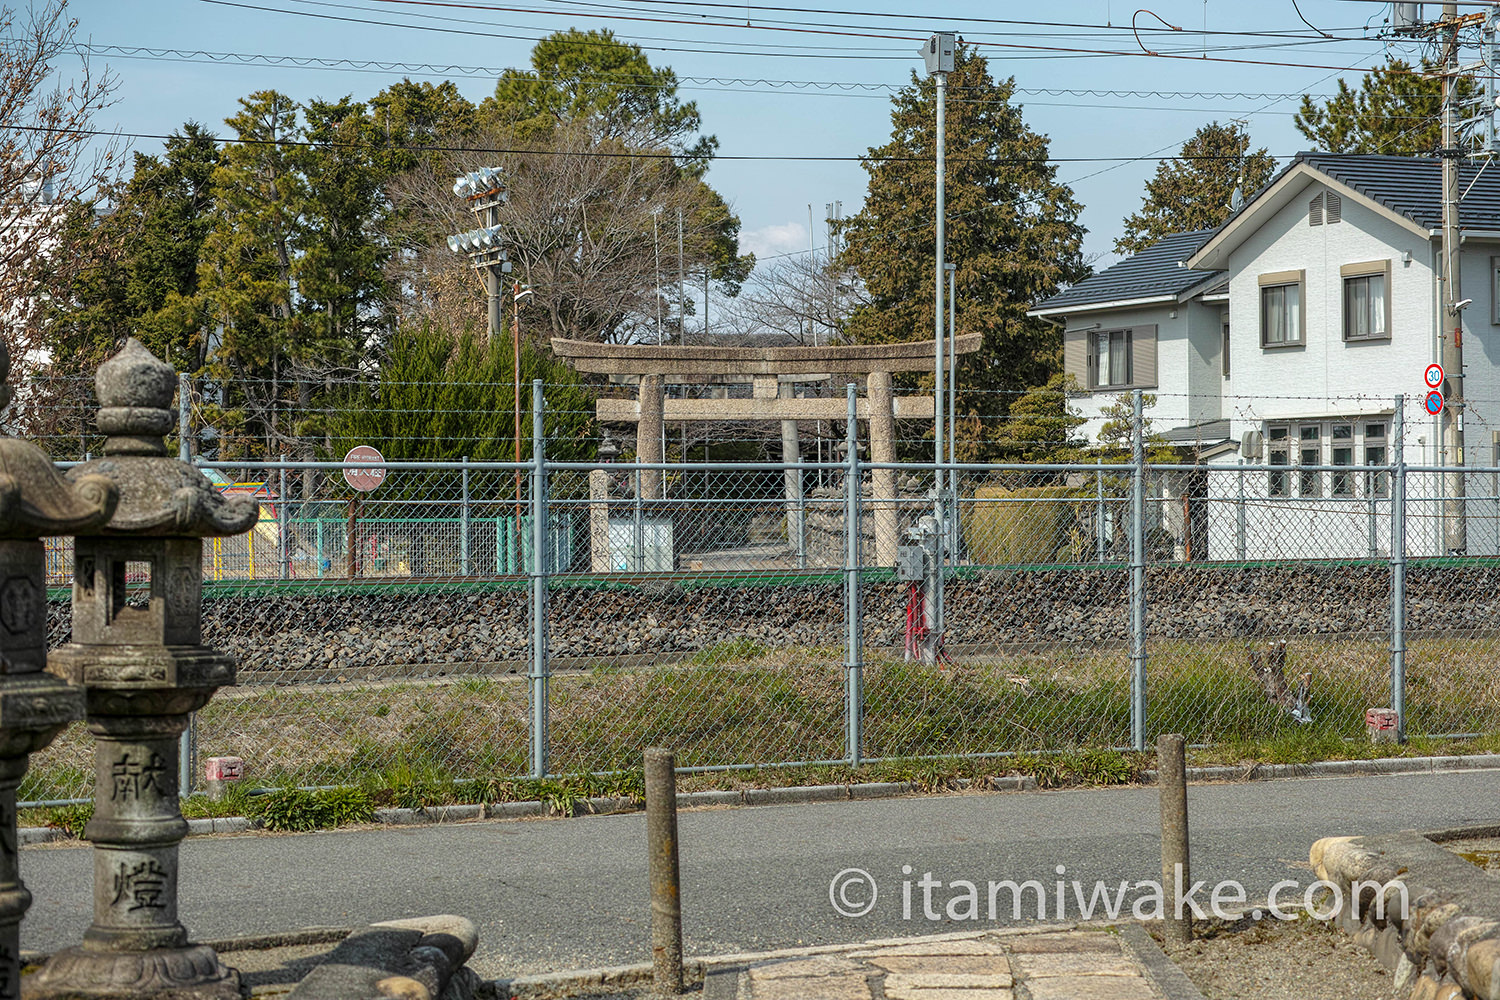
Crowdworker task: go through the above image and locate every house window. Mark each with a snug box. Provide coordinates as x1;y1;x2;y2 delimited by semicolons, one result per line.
1342;261;1391;341
1090;329;1132;388
1365;422;1389;498
1331;424;1354;496
1259;271;1304;347
1299;425;1321;498
1268;417;1392;500
1268;425;1290;497
1491;257;1500;325
1221;320;1230;377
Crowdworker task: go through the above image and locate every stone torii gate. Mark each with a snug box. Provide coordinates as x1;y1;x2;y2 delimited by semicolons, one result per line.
552;334;981;567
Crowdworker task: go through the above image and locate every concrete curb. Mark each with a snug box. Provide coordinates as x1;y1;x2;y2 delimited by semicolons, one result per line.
19;751;1500;845
1117;921;1208;1000
1140;752;1500;785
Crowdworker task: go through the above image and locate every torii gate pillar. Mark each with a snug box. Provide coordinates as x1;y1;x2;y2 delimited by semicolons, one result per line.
866;370;899;568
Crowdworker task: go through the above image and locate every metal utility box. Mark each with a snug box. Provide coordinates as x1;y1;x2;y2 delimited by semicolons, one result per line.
896;544;926;582
921;32;955;74
607;518;675;572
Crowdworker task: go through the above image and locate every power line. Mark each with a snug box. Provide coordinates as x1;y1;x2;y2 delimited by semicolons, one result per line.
214;0;1398;72
201;0;913;59
75;45;1467;106
27;119;1333;165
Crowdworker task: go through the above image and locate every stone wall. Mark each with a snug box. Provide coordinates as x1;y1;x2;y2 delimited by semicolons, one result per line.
40;562;1497;683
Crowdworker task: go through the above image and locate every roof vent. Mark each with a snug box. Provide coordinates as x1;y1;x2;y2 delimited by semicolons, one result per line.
1309;193;1323;226
1326;192;1342;223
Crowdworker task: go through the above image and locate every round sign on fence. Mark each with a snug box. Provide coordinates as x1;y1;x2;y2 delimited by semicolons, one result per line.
1425;390;1445;416
1425;363;1445;390
342;445;387;492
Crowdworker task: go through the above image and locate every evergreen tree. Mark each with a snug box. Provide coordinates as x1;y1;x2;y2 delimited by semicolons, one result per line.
837;43;1088;458
1295;59;1470;156
988;373;1086;463
482;28;712;162
1116;122;1276;255
196;90;308;459
326;321;596;472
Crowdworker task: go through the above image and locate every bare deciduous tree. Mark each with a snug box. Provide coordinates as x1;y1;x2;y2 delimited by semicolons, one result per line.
388;121;740;345
0;0;118;437
717;252;865;345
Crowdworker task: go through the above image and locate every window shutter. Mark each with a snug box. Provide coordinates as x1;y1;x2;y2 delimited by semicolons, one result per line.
1326;192;1342;223
1309;193;1323;226
1132;325;1158;388
1063;325;1089;387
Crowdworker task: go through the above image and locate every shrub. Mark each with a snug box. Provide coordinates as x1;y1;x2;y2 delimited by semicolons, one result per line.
963;485;1086;565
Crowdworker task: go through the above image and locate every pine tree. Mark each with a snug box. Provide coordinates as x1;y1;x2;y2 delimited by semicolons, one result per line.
1116;122;1276;255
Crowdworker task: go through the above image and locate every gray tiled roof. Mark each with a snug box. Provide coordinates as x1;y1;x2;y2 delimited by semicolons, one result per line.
1031;229;1220;313
1274;152;1500;231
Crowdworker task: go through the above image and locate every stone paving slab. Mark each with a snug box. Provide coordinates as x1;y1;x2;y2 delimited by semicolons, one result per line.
721;925;1200;1000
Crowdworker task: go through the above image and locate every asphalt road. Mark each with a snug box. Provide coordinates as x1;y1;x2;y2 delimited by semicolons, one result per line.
21;769;1500;979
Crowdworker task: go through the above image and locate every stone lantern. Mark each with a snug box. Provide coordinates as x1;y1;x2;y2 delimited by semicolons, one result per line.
32;339;257;1000
0;344;118;1000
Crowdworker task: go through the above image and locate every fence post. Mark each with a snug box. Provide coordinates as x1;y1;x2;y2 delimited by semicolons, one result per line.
1095;457;1106;563
1130;389;1148;751
461;454;471;576
1367;463;1378;560
278;454;289;580
1391;395;1407;743
844;384;864;767
530;380;550;778
1235;458;1247;562
633;469;645;573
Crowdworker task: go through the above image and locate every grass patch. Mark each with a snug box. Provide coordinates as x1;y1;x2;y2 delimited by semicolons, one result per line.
254;786;376;832
17;634;1500;807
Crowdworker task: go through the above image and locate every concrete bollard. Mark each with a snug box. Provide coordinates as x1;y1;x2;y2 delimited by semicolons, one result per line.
645;748;684;994
204;756;244;802
1158;733;1191;945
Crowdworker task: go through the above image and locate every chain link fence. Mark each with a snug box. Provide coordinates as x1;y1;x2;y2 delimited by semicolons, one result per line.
22;386;1500;804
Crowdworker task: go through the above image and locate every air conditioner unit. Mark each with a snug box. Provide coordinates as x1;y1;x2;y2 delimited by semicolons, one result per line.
1241;430;1264;460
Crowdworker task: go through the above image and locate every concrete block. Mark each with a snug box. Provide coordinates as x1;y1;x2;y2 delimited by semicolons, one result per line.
17;827;64;846
423;804;482;823
680;790;743;808
849;782;912;800
743;784;846;806
486;801;545;819
375;807;422;825
988;776;1038;791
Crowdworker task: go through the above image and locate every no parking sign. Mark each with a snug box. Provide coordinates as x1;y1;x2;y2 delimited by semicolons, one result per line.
1425;390;1445;416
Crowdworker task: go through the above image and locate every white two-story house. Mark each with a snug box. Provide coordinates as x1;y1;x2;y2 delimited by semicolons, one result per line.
1030;152;1500;560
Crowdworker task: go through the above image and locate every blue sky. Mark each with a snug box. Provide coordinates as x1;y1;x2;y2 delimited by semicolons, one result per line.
67;0;1423;269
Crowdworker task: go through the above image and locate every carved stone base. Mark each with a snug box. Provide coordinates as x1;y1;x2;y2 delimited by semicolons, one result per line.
24;943;240;999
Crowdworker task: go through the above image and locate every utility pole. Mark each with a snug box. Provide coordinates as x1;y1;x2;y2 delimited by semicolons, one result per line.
677;207;685;345
652;208;663;346
921;32;954;516
1440;1;1467;553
